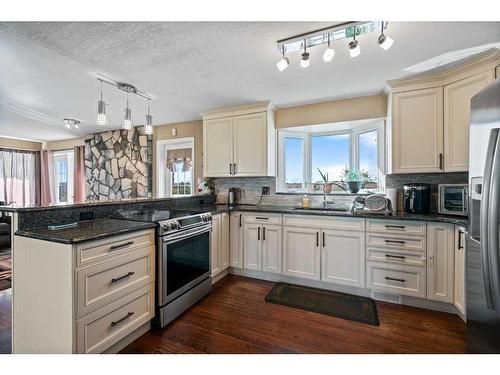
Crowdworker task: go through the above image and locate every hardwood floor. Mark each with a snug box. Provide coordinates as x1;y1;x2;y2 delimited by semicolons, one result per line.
0;288;12;354
121;275;466;354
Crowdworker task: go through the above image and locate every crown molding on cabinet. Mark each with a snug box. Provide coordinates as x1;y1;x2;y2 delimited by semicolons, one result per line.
201;101;273;120
387;48;500;93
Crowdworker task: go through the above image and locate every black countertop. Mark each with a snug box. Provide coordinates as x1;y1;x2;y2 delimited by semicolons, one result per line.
15;219;157;244
202;204;469;227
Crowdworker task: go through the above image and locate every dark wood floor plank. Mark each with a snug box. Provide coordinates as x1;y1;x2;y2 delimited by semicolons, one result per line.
121;275;466;354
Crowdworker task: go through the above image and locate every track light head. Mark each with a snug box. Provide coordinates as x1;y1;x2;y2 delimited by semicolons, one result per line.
378;33;394;50
349;39;360;58
323;47;335;62
300;52;310;68
276;57;289;72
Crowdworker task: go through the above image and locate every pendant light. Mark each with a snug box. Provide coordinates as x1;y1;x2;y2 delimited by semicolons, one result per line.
96;80;107;126
300;39;310;68
276;45;289;72
348;28;360;58
144;99;153;135
123;91;132;130
322;33;335;62
378;21;394;50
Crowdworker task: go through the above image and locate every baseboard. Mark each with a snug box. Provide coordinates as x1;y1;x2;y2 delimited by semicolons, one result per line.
103;321;151;354
212;268;229;284
229;267;463;318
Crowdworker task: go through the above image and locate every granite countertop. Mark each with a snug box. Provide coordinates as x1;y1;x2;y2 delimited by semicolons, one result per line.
15;219;157;244
202;204;469;227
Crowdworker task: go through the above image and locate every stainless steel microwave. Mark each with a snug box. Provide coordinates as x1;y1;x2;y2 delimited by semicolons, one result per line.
438;184;468;216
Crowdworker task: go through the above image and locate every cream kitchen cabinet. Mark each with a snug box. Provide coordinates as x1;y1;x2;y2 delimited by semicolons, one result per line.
427;222;455;303
211;213;229;278
321;229;365;288
283;227;321;280
243;221;282;274
454;226;466;316
444;71;494;172
391;87;444;173
229;212;244;269
202;101;275;177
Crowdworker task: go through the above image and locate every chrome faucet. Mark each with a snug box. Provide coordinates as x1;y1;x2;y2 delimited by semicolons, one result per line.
314;182;348;208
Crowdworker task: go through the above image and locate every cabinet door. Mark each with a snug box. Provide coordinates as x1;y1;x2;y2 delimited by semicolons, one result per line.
229;212;243;268
220;213;230;271
262;224;282;274
243;223;262;270
454;226;466;315
444;71;494;172
321;229;366;288
203;117;233;177
427;222;455;303
232;112;267;176
283;227;320;280
392;87;444;173
210;214;221;277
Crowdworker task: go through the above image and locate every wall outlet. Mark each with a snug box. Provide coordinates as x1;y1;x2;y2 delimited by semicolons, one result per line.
261;186;270;195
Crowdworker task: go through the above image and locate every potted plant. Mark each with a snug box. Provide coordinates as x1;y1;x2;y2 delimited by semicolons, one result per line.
316;169;333;193
202;177;216;195
341;167;374;193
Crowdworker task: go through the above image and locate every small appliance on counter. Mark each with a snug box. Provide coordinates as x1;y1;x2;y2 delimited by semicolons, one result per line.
350;194;393;215
403;183;430;214
438;183;468;216
228;187;241;206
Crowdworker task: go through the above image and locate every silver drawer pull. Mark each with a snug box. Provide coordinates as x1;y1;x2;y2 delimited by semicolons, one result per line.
385;254;406;259
110;312;134;327
385;225;406;229
111;271;135;283
255;217;269;220
385;239;406;244
385;276;406;282
110;241;134;250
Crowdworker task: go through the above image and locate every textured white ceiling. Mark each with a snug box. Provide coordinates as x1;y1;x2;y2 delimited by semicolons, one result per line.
0;21;499;141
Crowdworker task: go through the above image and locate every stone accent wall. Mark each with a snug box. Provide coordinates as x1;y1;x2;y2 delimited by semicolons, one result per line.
85;128;152;201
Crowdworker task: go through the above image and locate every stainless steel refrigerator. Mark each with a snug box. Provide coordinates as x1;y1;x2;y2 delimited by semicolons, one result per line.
467;77;500;353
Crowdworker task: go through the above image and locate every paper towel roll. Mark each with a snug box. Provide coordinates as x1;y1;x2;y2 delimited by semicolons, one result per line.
386;188;398;211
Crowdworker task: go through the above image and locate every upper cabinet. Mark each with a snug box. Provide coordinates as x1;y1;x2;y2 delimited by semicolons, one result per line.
387;49;500;174
202;102;275;177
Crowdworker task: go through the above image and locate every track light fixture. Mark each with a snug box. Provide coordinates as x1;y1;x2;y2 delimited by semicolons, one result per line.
348;32;360;58
300;40;310;68
144;99;153;135
275;21;393;69
96;80;107;126
322;34;335;62
123;92;132;130
276;45;289;72
378;21;394;50
63;118;80;129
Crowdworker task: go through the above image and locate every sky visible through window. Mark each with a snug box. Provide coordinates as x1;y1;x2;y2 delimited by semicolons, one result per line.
284;137;303;186
311;134;350;182
359;130;378;182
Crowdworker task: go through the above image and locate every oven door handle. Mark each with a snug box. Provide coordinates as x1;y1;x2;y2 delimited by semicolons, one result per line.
163;225;211;244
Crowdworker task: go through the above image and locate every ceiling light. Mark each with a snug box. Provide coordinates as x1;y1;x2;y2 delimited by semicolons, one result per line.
348;32;360;58
144;99;153;135
123;92;132;130
63;118;80;129
300;40;310;68
378;21;394;50
322;34;335;62
276;45;289;72
96;80;107;126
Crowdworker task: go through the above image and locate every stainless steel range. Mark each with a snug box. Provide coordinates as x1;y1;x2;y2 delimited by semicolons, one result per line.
116;209;213;328
157;212;212;327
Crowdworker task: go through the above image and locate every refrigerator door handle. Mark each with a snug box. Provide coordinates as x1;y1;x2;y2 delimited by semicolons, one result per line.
481;128;498;310
487;132;500;312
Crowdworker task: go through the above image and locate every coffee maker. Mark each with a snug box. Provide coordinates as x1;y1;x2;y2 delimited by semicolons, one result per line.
228;187;241;206
403;183;430;214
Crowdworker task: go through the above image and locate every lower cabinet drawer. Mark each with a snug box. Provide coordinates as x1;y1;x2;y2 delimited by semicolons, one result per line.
367;248;426;267
76;249;154;317
366;262;426;298
366;233;425;252
76;284;154;354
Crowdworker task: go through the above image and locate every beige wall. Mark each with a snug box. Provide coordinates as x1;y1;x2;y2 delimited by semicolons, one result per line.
0;136;42;151
274;94;387;129
152;120;203;197
42;137;85;151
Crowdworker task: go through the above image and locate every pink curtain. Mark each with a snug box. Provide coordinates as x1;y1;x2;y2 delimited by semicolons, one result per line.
40;150;53;205
73;146;86;203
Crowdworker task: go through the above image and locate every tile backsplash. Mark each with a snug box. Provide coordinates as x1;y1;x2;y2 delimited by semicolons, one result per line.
214;172;468;212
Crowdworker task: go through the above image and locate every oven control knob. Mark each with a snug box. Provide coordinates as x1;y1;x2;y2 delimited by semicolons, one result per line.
202;214;212;222
170;221;179;229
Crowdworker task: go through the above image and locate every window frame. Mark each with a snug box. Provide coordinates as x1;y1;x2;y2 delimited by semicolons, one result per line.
52;149;75;204
277;120;385;193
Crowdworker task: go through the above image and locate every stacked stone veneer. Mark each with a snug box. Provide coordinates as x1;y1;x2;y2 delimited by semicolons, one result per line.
85;128;152;200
